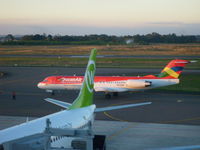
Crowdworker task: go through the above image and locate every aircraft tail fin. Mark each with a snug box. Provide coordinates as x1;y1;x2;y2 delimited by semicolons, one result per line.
158;59;190;78
69;49;97;110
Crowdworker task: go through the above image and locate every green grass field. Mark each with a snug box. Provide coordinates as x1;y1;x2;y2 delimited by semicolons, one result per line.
0;57;199;70
0;44;200;68
0;44;200;56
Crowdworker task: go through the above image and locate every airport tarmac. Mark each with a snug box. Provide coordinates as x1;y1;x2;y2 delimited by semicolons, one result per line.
0;115;200;150
0;67;200;125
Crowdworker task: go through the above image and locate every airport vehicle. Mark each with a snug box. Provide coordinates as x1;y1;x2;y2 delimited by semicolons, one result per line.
0;49;151;149
38;59;193;98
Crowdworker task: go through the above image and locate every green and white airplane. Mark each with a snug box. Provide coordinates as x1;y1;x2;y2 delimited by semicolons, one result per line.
0;49;151;149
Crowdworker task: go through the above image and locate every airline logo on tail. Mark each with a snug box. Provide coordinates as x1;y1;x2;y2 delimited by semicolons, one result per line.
86;60;95;93
158;59;190;78
162;67;181;78
69;49;97;110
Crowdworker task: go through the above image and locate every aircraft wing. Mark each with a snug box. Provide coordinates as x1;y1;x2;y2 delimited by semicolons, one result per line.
44;98;72;109
94;87;127;92
95;102;152;112
44;98;151;112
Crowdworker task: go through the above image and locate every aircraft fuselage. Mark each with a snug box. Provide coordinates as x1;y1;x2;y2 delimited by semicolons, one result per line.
38;76;179;92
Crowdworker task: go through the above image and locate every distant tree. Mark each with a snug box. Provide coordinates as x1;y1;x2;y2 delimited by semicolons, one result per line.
21;35;34;40
33;34;46;40
47;35;53;41
5;34;14;41
3;33;196;46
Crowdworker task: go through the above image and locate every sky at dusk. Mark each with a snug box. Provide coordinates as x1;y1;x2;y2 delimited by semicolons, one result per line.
0;0;200;35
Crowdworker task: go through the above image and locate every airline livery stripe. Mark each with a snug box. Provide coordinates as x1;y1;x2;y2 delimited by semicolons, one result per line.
158;71;169;78
163;67;179;78
171;66;183;72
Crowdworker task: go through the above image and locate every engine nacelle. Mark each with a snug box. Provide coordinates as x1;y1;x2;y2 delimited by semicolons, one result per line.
126;80;151;88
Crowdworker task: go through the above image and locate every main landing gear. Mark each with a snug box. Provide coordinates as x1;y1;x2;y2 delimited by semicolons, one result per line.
105;93;111;99
105;92;119;99
113;92;118;97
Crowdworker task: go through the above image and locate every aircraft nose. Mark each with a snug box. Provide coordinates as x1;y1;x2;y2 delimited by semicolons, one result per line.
37;82;44;89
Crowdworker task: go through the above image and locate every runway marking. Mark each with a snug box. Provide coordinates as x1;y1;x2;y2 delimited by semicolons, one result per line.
104;111;130;122
103;99;200;128
177;99;183;103
103;99;151;122
105;108;200;124
105;110;200;141
107;123;138;141
103;99;149;141
105;106;200;124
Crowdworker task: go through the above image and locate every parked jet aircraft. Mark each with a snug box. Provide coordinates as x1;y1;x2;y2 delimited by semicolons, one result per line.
38;59;193;98
0;49;151;149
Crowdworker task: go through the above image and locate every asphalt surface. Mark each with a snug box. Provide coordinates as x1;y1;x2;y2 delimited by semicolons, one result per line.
0;67;200;125
1;117;200;150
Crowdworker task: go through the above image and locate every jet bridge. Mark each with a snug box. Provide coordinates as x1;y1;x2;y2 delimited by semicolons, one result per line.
1;119;106;150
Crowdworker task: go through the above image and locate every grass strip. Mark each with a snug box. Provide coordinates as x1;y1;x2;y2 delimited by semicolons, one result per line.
0;57;200;69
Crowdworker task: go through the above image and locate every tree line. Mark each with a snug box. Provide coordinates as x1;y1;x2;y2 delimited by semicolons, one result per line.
0;32;198;45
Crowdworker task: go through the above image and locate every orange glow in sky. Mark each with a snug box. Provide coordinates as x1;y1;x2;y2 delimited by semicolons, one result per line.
0;0;200;35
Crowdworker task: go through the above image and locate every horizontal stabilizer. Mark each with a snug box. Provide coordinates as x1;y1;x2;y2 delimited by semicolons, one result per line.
95;102;152;112
190;60;197;63
44;98;72;109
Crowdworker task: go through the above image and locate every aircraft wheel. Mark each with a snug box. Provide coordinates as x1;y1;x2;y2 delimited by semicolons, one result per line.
51;91;55;96
105;93;111;99
113;92;118;97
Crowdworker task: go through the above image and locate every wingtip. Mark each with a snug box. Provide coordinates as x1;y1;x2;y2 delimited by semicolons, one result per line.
44;98;51;101
144;102;152;105
190;60;198;63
